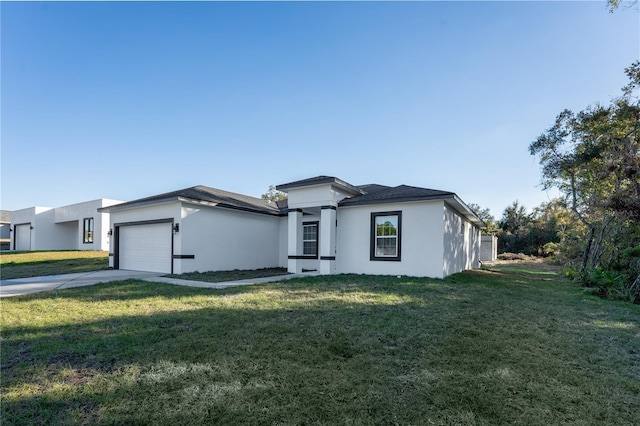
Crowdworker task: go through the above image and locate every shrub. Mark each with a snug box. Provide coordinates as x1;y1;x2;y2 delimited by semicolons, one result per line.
543;242;559;256
564;266;579;280
577;267;635;302
497;252;534;261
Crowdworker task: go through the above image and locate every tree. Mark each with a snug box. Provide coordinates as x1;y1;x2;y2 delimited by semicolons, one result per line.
500;201;531;235
261;185;287;202
468;203;498;235
529;199;573;257
607;0;638;12
529;62;640;302
498;201;532;254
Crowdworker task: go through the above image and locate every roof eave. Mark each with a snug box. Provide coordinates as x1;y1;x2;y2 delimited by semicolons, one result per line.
98;197;180;213
277;177;364;195
99;194;281;217
178;197;281;216
339;193;455;207
445;195;487;229
338;194;486;228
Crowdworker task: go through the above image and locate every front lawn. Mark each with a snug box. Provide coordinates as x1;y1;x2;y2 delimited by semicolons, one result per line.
1;263;638;425
0;251;109;280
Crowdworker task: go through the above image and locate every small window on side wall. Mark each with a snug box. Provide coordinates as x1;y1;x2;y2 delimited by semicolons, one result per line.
303;221;318;258
370;211;402;261
83;218;94;244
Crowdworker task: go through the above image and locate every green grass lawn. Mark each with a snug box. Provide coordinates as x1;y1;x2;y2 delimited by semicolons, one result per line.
0;251;109;280
2;263;639;425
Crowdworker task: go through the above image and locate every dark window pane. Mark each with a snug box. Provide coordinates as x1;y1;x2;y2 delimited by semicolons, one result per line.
376;237;397;256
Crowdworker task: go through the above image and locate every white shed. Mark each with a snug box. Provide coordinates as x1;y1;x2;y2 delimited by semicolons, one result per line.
480;235;498;262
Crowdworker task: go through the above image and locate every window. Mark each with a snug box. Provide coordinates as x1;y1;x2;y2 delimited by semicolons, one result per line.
370;211;402;261
83;218;94;244
303;222;318;257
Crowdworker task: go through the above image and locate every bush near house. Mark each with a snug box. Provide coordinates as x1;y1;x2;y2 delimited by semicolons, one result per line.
2;262;638;425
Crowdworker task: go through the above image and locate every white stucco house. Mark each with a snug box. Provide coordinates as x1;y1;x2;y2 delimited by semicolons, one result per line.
100;176;484;278
1;210;11;250
10;199;123;252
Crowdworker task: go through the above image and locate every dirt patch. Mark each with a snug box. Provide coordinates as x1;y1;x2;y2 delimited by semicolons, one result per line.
483;258;564;274
495;252;540;261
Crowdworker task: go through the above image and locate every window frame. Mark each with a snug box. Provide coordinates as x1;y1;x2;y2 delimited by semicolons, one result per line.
83;217;94;244
302;221;319;259
370;211;402;262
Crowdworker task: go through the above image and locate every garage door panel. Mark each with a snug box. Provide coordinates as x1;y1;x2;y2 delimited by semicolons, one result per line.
119;223;172;273
15;224;31;251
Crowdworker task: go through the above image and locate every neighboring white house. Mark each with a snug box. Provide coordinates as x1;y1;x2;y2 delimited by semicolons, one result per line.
1;210;11;250
100;176;484;278
10;199;123;252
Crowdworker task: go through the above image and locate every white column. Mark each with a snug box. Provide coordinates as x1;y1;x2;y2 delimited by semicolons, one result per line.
319;206;337;275
287;209;303;274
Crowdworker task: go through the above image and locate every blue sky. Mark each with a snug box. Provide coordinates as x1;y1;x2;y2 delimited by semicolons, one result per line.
1;1;638;219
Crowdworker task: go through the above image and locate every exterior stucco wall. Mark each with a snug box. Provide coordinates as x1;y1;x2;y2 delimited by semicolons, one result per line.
178;204;281;274
55;221;78;249
469;224;481;270
0;222;10;241
55;199;122;251
336;201;446;278
278;216;288;268
31;208;61;250
442;204;481;277
0;222;10;250
10;207;38;250
287;185;355;209
11;199;122;252
10;207;66;251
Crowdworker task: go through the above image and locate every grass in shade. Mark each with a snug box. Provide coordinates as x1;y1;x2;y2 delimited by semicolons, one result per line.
1;262;639;425
0;251;109;280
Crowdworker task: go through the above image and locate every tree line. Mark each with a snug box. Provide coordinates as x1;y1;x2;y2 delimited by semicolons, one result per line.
473;61;639;303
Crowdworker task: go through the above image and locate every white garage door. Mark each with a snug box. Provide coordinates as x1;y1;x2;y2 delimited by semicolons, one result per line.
15;224;31;251
119;222;172;273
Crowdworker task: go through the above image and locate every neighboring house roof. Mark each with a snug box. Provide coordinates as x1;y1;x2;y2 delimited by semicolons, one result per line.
100;185;282;216
0;210;10;223
276;175;365;195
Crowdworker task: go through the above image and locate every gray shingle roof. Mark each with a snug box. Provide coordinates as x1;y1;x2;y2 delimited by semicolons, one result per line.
340;185;455;207
275;199;289;213
102;185;282;216
99;178;483;226
344;184;484;227
277;176;364;195
356;184;392;194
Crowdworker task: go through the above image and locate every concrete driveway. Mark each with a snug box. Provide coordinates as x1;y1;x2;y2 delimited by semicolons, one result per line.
0;270;310;298
0;270;163;298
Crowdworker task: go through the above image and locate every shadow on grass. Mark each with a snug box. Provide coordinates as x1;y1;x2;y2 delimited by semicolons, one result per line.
2;279;453;424
0;258;110;280
2;271;639;425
